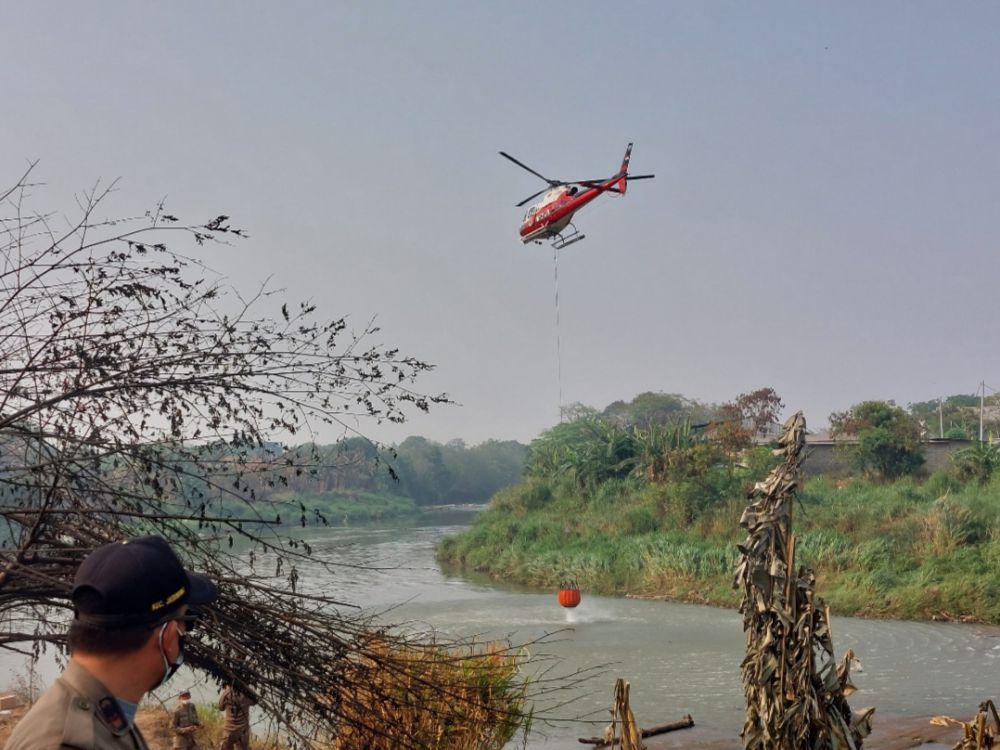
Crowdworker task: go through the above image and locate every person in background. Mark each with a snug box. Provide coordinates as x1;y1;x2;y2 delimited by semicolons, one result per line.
4;536;218;750
172;690;201;750
217;685;256;750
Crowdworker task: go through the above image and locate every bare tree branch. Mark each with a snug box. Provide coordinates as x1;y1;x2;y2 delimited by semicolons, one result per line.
0;166;584;749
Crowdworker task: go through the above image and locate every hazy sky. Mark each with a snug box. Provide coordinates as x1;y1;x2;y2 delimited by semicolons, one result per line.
5;3;1000;446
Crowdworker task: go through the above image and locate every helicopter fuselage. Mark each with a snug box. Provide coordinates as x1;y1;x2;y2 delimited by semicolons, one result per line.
518;185;601;243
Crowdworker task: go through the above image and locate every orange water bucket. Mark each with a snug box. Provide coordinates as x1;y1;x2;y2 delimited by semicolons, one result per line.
558;586;581;608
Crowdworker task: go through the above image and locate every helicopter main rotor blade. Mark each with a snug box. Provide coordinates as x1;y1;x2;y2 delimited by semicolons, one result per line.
499;151;558;185
515;187;555;207
570;172;655;188
571;174;653;191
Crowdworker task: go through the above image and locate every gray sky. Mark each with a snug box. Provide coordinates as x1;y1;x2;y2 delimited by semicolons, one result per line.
5;2;1000;446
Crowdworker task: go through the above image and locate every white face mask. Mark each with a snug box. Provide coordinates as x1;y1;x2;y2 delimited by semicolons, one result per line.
155;622;186;690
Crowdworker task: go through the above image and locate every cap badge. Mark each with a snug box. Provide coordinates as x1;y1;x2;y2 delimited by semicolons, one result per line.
150;585;186;612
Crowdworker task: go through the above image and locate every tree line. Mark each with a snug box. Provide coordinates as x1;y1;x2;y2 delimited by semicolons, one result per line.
178;389;1000;515
245;436;529;507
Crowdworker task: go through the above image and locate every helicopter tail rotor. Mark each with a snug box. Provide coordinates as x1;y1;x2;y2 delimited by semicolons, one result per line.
616;143;634;195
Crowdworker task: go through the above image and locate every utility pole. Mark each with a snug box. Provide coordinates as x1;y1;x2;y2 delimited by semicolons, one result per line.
980;381;985;442
939;397;944;439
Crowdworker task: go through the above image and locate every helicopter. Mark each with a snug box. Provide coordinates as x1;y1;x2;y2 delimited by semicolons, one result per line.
499;143;654;249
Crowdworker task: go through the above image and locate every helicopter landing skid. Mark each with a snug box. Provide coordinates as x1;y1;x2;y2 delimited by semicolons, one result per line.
551;225;585;250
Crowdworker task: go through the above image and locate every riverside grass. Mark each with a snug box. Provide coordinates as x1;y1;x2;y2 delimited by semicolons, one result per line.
437;466;1000;624
329;636;529;750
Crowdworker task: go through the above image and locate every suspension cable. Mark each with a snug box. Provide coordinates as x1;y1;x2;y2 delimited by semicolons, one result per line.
553;245;563;421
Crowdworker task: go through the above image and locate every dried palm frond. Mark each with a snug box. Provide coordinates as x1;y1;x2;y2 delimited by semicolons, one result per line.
608;679;643;750
734;412;874;749
931;700;1000;750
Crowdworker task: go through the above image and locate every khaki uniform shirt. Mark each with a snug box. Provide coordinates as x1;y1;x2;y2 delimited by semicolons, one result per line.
3;661;149;750
170;702;199;750
217;690;252;734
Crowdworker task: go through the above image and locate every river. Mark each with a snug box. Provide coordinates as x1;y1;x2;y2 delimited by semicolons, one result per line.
271;508;1000;747
3;509;997;748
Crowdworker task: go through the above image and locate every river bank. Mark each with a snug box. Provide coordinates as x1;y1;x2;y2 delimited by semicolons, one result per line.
438;472;1000;625
0;700;965;750
627;713;957;750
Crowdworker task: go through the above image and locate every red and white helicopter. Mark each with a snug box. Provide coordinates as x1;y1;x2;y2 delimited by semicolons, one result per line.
500;143;654;249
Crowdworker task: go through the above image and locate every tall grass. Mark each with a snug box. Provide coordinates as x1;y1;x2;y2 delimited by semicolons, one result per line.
439;465;1000;623
331;636;529;750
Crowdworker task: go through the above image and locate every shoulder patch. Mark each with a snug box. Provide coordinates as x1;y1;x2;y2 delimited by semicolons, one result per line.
97;697;129;735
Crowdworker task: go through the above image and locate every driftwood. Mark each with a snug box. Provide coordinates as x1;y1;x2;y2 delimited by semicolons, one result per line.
578;714;695;746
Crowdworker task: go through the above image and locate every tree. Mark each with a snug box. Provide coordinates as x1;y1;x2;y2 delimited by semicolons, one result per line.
908;393;1000;440
710;401;754;454
395;436;452;504
602;392;685;428
602;392;718;429
0;166;562;748
734;388;784;439
559;401;598;421
709;388;784;454
525;416;634;487
829;400;924;480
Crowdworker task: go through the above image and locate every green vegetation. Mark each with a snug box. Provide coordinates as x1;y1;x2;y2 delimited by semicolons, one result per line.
952;440;1000;485
830;400;925;479
235;437;527;513
438;393;1000;625
160;436;527;526
910;392;1000;440
391;437;527;505
794;474;1000;621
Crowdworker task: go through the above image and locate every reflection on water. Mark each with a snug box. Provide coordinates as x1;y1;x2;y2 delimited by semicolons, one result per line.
4;509;998;749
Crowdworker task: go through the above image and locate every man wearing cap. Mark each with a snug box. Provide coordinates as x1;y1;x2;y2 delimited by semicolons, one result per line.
172;691;201;750
4;536;218;750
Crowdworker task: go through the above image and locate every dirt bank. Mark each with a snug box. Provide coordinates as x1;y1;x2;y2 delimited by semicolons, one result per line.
1;704;228;750
2;702;967;749
583;712;960;750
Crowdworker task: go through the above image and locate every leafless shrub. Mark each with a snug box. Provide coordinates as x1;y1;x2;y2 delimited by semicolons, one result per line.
0;165;585;748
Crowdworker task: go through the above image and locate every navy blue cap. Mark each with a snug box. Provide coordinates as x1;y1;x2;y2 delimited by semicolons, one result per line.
72;536;218;628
